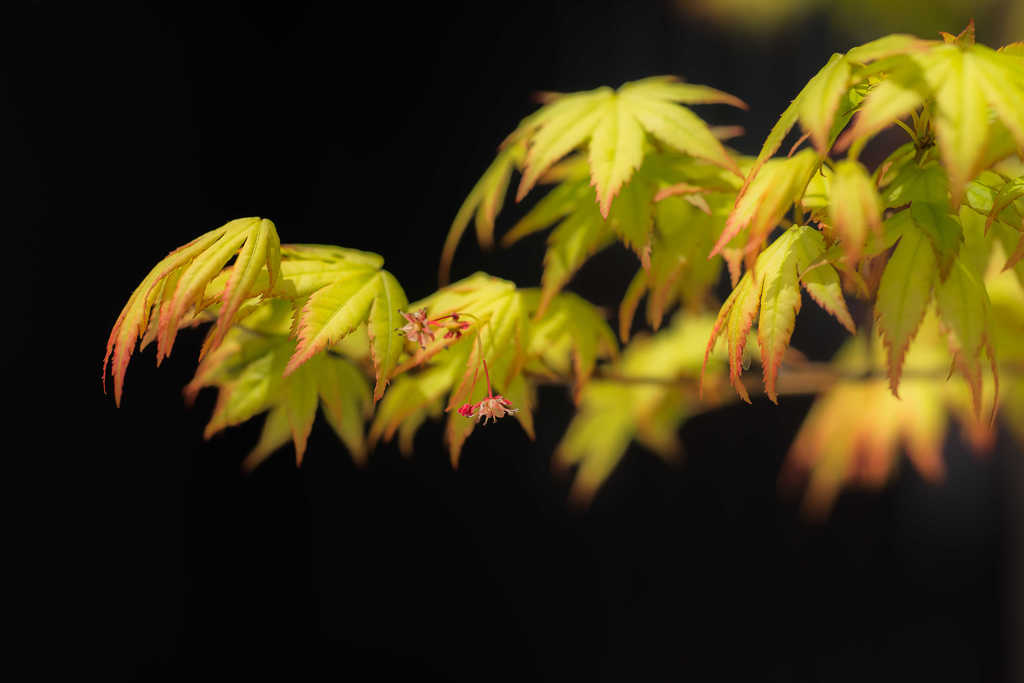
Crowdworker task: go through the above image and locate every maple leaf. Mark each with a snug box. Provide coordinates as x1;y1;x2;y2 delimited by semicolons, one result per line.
104;217;285;406
736;35;929;208
499;151;742;318
522;290;618;401
505;76;745;214
439;141;525;285
182;298;373;468
963;172;1024;236
780;330;949;519
439;78;745;285
618;186;732;341
555;313;753;504
710;149;818;269
782;290;1008;519
837;28;1024;205
826;159;883;264
704;226;855;403
283;250;408;402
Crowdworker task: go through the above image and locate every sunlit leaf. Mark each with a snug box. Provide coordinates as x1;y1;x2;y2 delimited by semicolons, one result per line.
827;159;883;263
711;149;818;266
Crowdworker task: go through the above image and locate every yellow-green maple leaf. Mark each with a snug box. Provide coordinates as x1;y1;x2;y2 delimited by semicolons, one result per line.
705;226;854;403
104;217;284;406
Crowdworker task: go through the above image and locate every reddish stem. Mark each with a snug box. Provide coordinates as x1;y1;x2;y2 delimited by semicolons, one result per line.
482;358;493;398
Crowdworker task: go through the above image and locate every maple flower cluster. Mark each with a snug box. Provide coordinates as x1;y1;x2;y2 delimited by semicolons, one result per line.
397;311;519;425
456;358;518;425
458;395;519;424
397;308;471;349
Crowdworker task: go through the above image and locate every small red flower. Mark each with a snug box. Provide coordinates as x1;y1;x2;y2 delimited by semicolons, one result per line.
457;359;519;425
398;309;472;349
398;308;435;349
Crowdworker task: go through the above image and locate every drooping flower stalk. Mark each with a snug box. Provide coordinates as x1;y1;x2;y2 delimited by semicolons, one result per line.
458;358;519;424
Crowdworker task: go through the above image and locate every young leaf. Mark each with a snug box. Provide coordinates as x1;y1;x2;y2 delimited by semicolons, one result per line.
558;314;739;503
797;53;852;154
840;39;1024;205
537;201;615;315
827;159;883;263
588;95;646;218
439;142;524;284
705;226;855;402
711;149;818;266
934;257;993;416
909;201;963;280
756;233;803;403
286;269;409;395
104;217;282;406
524;291;617;401
367;271;409;401
874;223;938;396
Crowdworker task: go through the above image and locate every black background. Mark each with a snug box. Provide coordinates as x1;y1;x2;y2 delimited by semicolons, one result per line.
8;2;1019;681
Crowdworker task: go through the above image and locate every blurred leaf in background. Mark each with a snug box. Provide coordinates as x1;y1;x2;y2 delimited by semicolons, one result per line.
675;0;1023;46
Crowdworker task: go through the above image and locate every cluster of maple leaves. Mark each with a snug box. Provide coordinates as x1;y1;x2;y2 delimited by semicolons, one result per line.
105;23;1024;511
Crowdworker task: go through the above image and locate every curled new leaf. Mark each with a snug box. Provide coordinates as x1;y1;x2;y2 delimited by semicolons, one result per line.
103;217;284;406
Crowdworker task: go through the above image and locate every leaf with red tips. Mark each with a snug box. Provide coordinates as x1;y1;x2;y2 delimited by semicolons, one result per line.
941;19;975;46
793;231;856;335
617;76;748;110
711;149;818;262
605;168;656;265
206;218;281;357
588;96;645;218
367;271;408;402
156;219;260;362
516;88;613;202
828;159;883;264
756;233;803;404
935;256;992;417
285;270;382;376
874;224;938;396
185;301;374;469
707;226;856;402
797;53;852;154
1005;232;1024;273
103;217;282;406
725;273;761;403
783;340;949;518
439;142;523;285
